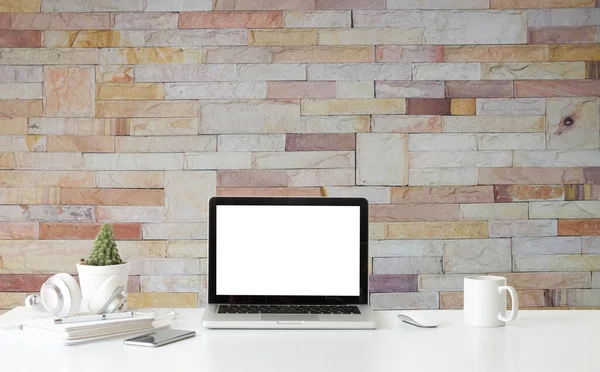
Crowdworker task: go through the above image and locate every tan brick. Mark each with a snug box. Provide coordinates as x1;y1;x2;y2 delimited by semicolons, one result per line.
443;116;545;133
99;47;202;64
96;65;133;83
96;101;198;118
203;46;271;63
249;29;317;45
43;30;145;48
96;83;164;100
0;48;99;65
386;221;488;239
0;153;14;169
451;99;476;116
272;46;373;62
549;44;600;62
460;203;529;220
166;240;207;258
391;186;494;204
47;135;114;153
0;188;60;205
128;293;198;308
0;118;27;135
95;171;163;188
28;118;129;136
0;0;40;12
10;13;109;29
0;223;39;239
302;99;405;115
445;45;548;63
62;188;163;206
479;168;585;185
130;118;198;136
180;10;283;28
482;62;586;80
13;153;81;171
370;204;459;222
0;100;42;117
0;171;94;187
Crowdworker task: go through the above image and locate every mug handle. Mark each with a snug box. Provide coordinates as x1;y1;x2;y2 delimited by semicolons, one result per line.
498;285;519;323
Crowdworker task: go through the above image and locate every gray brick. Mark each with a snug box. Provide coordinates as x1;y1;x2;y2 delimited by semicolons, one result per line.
512;237;582;255
370;292;439;310
373;257;442;274
513;255;600;272
443;239;511;273
369;240;443;257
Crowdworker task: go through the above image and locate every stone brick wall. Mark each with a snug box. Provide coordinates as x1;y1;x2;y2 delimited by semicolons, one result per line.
0;0;599;313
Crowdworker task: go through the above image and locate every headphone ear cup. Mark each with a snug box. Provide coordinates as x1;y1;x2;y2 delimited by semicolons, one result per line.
53;273;82;317
88;275;127;315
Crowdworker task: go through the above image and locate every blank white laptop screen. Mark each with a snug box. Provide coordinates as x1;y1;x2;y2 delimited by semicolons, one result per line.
216;205;361;296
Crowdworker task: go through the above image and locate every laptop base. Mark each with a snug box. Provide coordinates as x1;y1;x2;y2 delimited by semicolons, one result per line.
202;305;378;330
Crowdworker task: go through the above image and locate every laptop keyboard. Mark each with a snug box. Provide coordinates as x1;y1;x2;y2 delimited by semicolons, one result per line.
218;305;361;315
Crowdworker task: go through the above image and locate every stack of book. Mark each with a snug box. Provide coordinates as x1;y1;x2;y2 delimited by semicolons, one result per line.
0;307;168;345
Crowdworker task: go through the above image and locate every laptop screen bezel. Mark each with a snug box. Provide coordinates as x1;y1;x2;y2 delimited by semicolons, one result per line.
208;196;369;305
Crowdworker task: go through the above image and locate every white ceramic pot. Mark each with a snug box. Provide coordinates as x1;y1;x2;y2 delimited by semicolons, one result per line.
76;262;130;300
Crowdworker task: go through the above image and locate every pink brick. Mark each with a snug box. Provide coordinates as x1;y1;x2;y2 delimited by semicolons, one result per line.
0;274;51;291
213;0;315;10
39;223;142;240
316;0;385;9
370;204;459;222
285;133;355;151
445;81;514;98
0;14;10;29
0;222;38;239
127;276;140;293
391;186;494;204
376;46;444;63
529;27;597;44
217;170;288;187
180;11;283;28
10;13;110;30
479;168;585;185
267;81;336;99
514;80;600;97
0;30;41;47
369;274;417;293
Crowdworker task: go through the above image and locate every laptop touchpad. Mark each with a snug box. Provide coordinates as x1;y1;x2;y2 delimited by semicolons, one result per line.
262;315;319;322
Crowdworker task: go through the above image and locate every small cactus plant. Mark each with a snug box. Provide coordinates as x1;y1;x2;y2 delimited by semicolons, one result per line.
86;224;123;266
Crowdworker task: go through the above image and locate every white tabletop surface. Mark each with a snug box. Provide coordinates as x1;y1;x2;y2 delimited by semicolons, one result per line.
1;308;598;372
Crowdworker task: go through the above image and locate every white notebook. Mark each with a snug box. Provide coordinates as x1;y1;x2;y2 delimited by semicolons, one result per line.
24;315;155;340
0;307;168;345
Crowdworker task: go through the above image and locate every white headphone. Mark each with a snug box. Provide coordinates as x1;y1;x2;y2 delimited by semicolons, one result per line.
25;274;128;317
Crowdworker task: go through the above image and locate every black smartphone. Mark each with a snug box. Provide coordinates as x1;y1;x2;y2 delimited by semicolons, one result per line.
123;329;196;347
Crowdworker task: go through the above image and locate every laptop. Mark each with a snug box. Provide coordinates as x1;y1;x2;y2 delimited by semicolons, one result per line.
202;196;378;330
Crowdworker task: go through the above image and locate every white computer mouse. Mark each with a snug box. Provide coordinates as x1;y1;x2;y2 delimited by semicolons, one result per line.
398;313;440;328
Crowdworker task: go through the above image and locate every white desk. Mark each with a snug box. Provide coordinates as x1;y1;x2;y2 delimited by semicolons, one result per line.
1;309;597;372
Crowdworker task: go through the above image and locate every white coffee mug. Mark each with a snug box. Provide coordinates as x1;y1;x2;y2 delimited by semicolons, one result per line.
464;276;518;327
